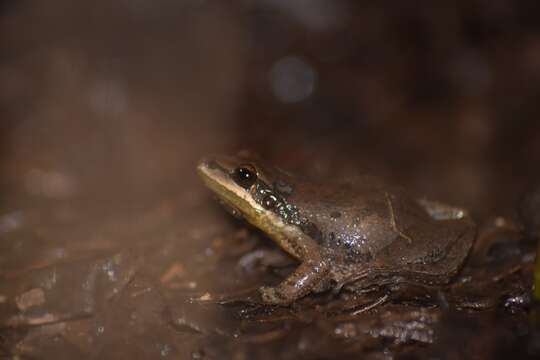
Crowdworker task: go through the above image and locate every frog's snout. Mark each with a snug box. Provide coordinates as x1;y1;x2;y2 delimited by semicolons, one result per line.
197;158;212;173
197;157;233;187
197;157;223;178
199;157;219;169
196;159;208;176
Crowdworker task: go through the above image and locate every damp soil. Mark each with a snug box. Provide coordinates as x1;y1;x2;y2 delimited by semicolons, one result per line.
1;196;539;359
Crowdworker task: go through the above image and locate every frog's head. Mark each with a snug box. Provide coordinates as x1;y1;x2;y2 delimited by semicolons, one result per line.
197;154;303;239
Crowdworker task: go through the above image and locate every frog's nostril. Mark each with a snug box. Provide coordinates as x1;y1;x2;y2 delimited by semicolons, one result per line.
207;160;219;170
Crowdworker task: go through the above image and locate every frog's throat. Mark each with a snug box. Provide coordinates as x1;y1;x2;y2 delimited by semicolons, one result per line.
198;166;304;256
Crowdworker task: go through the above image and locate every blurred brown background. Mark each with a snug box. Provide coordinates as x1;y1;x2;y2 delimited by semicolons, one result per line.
1;1;540;359
2;0;540;215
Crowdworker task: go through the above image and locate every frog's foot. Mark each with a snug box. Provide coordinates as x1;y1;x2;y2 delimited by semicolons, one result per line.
259;259;330;305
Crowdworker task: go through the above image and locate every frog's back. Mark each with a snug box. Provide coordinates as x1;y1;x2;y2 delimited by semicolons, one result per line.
288;178;430;261
287;177;474;286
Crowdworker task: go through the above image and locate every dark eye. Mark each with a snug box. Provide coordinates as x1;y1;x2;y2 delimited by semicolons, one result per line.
262;194;278;209
233;165;257;188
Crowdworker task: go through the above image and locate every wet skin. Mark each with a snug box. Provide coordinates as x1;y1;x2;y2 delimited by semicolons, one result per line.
197;155;476;305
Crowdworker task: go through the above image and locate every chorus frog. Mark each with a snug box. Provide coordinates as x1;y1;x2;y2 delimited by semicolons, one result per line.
197;155;476;304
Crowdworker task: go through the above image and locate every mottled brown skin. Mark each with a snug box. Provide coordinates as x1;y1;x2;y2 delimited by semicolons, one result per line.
197;155;476;305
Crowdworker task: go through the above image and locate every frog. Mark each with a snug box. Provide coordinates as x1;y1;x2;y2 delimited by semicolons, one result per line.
197;154;476;305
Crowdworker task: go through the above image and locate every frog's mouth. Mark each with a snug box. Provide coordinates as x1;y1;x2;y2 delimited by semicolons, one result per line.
197;159;265;224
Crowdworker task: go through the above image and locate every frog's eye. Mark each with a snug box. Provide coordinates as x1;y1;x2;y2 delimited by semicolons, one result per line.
262;194;278;209
233;164;257;189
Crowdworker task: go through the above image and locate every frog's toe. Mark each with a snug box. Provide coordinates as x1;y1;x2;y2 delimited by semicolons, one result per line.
259;286;287;304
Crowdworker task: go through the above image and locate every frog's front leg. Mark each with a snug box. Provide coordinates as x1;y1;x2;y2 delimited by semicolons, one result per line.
259;235;329;304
